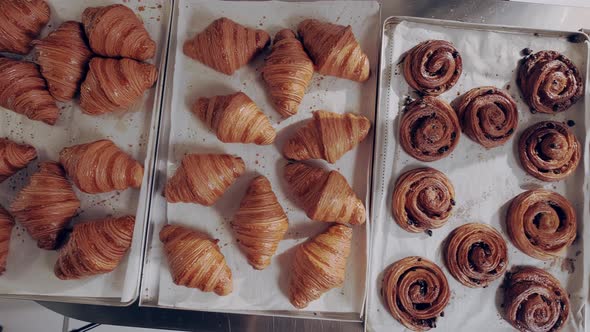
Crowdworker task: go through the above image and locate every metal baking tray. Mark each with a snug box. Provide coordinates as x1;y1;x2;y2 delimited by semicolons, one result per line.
367;16;589;331
139;0;380;321
0;0;172;306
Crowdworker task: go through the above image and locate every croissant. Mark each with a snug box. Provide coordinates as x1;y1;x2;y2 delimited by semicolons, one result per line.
284;162;365;225
82;4;156;61
80;57;158;115
231;176;288;270
192;92;276;145
32;21;93;102
0;57;59;125
283;110;371;163
54;216;135;280
382;256;450;331
297;19;370;82
504;267;569;332
518;50;583;114
59;139;143;194
0;205;14;275
160;224;232;295
165;154;245;206
290;224;352;308
0;138;37;183
261;29;314;117
183;17;270;75
10;162;80;250
0;0;50;54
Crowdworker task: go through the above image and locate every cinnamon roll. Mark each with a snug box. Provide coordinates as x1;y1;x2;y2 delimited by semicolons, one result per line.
400;97;460;162
455;86;518;148
392;168;455;233
504;266;569;332
506;189;576;260
445;223;508;288
518;50;583;114
518;121;580;182
403;40;462;96
382;256;450;331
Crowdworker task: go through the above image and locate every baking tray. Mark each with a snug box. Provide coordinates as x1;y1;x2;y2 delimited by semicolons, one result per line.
139;0;380;321
367;17;589;331
0;0;172;306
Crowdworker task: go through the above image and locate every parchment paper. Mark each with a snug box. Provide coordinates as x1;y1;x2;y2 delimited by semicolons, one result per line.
367;20;588;331
0;0;168;303
141;0;380;318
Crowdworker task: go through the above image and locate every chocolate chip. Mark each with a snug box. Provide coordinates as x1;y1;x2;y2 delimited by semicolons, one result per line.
417;257;422;262
438;146;449;154
507;128;514;135
426;229;433;237
521;48;533;56
554;169;561;174
567;120;575;127
546;122;555;129
487;89;494;95
440;311;445;317
450;199;456;206
550;143;557;148
506;84;511;90
453;69;459;75
452;51;459;58
553;104;560;112
451;132;457;139
530;108;537;114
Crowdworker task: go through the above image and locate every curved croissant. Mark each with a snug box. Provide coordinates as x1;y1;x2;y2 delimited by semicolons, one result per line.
82;4;156;61
80;57;158;115
284;162;366;225
193;92;276;145
59;139;144;194
10;162;80;250
0;57;59;125
0;205;14;275
54;216;135;280
165;154;245;206
160;224;233;295
290;224;352;308
0;0;50;54
231;176;288;270
32;21;93;102
297;19;370;82
283;110;371;163
261;29;314;118
0;138;37;183
183;17;270;75
504;267;569;332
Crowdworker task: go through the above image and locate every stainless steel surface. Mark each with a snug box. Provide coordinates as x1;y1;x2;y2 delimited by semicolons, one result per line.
41;0;590;331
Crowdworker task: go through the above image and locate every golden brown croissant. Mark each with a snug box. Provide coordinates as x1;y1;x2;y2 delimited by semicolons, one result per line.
82;4;156;61
165;154;245;206
192;92;276;145
0;138;37;183
507;189;576;260
0;0;50;54
445;223;508;288
10;162;80;250
382;256;450;331
518;121;580;182
80;57;158;115
290;224;352;308
297;19;370;82
231;176;288;270
261;29;314;118
0;57;59;125
283;110;371;163
32;21;93;102
504;267;569;332
160;224;232;295
284;162;366;225
59;139;144;194
183;17;270;75
0;205;14;275
392;167;455;233
54;216;135;280
518;50;583;114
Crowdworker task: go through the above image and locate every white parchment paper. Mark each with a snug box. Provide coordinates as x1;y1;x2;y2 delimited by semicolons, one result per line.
0;0;169;303
367;20;588;331
141;0;380;318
